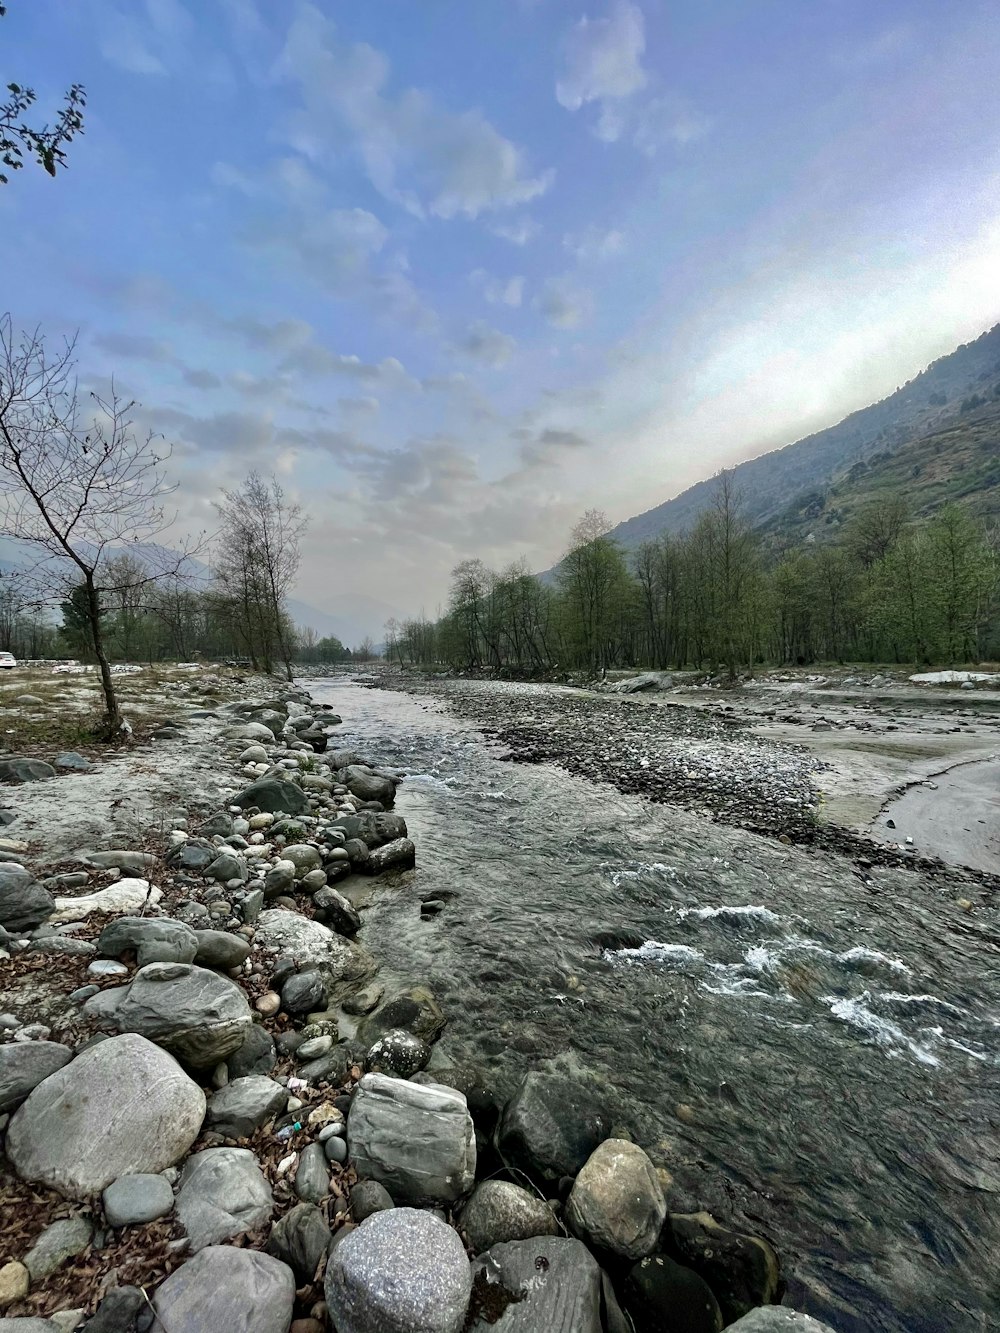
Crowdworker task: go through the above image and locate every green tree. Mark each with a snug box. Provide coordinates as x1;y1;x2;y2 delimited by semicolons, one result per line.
1;6;85;184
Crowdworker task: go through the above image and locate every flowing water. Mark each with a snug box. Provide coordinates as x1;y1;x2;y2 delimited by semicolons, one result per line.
310;677;1000;1332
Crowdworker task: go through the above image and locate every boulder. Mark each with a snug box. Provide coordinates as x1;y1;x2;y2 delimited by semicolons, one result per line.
282;843;322;875
348;1073;476;1207
255;910;375;1004
357;987;445;1046
205;851;247;883
0;1041;72;1114
293;1143;330;1204
723;1312;836;1332
97;916;198;966
325;1208;471;1333
266;1203;331;1283
227;1025;277;1079
83;850;156;874
365;1029;430;1078
225;723;277;743
5;1034;205;1197
153;1246;295;1333
365;839;416;876
53;751;92;771
350;1180;395;1222
0;757;56;783
622;1254;724;1333
467;1237;602;1332
49;878;160;923
206;1076;287;1138
667;1212;782;1323
193;929;252;971
115;962;253;1067
459;1181;560;1255
233;778;308;816
312;885;361;936
566;1139;666;1259
340;765;396;805
195;811;234;838
281;970;328;1015
175;1148;273;1251
496;1073;611;1184
264;861;296;898
103;1173;175;1226
0;866;54;933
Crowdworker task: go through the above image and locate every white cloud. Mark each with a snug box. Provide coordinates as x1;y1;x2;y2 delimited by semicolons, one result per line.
459;321;518;368
556;1;647;138
278;4;553;220
99;0;195;76
470;269;526;307
536;277;593;329
490;217;541;246
564;226;625;261
633;95;711;155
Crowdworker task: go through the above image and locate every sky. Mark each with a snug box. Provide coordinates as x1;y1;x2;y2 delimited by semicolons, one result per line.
3;0;1000;640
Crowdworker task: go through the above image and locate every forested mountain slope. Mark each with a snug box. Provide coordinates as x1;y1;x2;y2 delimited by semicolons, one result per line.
608;323;1000;553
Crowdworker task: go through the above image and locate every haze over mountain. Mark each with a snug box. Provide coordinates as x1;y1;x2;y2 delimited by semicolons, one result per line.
5;2;1000;639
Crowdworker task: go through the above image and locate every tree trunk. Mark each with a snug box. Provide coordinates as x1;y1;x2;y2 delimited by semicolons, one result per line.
85;574;122;734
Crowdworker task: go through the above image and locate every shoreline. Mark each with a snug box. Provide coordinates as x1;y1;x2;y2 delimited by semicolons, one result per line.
0;664;825;1332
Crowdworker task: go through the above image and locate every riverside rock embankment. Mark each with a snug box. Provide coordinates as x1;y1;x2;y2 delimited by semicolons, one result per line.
0;668;834;1332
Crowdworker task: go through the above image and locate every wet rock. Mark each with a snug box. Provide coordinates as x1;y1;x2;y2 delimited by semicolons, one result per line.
622;1254;723;1333
566;1139;666;1260
255;910;376;1004
175;1148;273;1251
0;866;54;933
0;1041;72;1114
152;1245;295;1333
103;1173;175;1226
723;1312;836;1332
24;1217;94;1280
233;778;308;816
459;1181;560;1255
357;987;445;1045
193;929;252;971
312;885;360;936
115;962;252;1067
294;1143;330;1204
228;1025;277;1078
206;1076;287;1138
365;1029;430;1078
496;1073;611;1184
467;1236;602;1332
348;1073;476;1207
365;839;416;876
667;1212;781;1323
97;917;198;967
325;1207;471;1333
266;1202;331;1283
281;969;328;1016
5;1034;205;1197
341;765;396;806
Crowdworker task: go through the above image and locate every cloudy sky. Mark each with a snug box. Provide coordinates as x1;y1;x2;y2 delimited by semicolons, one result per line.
4;0;1000;639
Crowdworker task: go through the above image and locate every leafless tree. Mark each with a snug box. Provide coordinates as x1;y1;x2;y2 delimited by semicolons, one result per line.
0;315;189;734
213;471;307;681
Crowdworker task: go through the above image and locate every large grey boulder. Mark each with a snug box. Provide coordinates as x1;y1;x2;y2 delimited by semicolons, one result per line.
365;838;416;876
0;866;53;933
5;1034;205;1197
724;1313;836;1333
566;1139;666;1260
97;916;198;966
115;962;253;1067
152;1245;295;1333
468;1237;602;1332
496;1073;611;1184
357;986;445;1046
459;1181;559;1255
0;1041;72;1114
325;1207;471;1333
205;1076;287;1138
0;757;56;783
341;765;396;805
232;777;308;816
175;1148;273;1251
348;1073;476;1207
255;910;375;1004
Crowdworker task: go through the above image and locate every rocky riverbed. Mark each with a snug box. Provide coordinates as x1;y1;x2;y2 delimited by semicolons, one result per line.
0;666;835;1333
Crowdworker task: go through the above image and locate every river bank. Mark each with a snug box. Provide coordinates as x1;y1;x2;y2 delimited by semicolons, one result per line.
0;664;826;1333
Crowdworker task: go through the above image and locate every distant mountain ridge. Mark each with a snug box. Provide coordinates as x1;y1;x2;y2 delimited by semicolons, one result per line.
602;323;1000;555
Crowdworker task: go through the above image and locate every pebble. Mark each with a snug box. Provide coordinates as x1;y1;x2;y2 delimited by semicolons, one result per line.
256;992;281;1017
0;1259;29;1306
324;1135;348;1164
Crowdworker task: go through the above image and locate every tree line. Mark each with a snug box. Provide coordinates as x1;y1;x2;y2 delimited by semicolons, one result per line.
389;475;999;676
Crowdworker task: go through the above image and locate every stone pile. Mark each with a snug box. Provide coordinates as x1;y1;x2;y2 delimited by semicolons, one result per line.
0;679;833;1332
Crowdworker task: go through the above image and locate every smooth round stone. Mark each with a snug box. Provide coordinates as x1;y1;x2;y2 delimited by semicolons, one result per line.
324;1136;348;1164
318;1122;345;1142
103;1172;175;1226
256;992;281;1017
297;1035;333;1061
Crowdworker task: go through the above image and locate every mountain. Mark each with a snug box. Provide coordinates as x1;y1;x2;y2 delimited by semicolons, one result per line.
602;323;1000;555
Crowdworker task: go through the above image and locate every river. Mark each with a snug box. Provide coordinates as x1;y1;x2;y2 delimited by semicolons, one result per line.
309;675;1000;1333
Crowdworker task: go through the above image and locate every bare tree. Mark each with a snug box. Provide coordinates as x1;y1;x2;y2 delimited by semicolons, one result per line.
213;472;307;681
0;315;188;734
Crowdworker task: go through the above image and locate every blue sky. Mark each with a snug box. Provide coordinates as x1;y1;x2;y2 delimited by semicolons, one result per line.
3;0;1000;638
